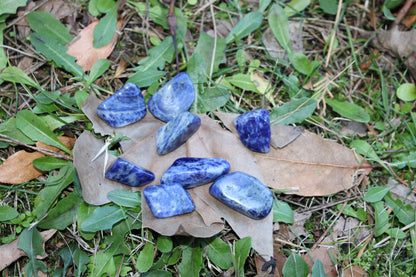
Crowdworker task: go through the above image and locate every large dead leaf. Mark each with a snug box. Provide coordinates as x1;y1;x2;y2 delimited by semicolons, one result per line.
0;136;76;184
0;229;56;271
66;20;122;71
74;95;370;258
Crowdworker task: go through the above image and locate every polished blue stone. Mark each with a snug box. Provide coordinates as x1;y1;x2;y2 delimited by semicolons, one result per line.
234;109;271;153
161;157;231;189
143;183;196;218
209;172;273;220
156;112;201;155
97;82;146;127
148;72;195;122
105;158;155;187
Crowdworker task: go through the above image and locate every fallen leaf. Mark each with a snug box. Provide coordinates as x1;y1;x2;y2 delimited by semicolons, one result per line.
255;242;286;276
66;20;123;71
342;265;367;277
388;178;416;208
302;247;337;277
0;229;56;271
74;95;370;259
368;27;416;79
0;136;76;184
0;151;45;184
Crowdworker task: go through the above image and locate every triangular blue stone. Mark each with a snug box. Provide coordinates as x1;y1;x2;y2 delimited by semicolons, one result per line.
161;157;230;189
105;158;154;187
148;72;195;122
97;82;146;127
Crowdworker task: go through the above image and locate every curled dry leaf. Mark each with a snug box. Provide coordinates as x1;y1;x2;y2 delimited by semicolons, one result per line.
0;229;57;271
0;136;76;184
74;95;370;258
66;20;123;71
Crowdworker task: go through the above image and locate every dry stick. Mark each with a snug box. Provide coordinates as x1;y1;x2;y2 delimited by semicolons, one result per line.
262;156;372;170
208;2;217;80
394;0;415;26
167;0;179;74
325;0;344;67
0;134;73;161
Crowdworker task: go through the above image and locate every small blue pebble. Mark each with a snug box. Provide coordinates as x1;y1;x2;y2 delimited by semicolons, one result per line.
105;158;154;187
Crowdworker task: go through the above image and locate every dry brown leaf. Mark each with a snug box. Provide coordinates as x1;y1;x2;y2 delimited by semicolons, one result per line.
302;248;338;277
74;95;370;258
342;265;368;277
255;243;286;277
0;229;56;271
66;20;122;71
0;136;76;184
0;151;45;184
368;27;416;79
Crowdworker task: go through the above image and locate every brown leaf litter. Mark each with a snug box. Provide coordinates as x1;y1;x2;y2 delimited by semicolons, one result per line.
0;229;57;271
73;94;370;259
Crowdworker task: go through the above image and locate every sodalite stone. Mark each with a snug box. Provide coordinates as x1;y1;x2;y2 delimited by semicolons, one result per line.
234;109;271;153
105;158;155;187
209;172;273;220
97;82;146;127
148;72;195;122
143;183;195;218
161;157;231;189
156;112;201;155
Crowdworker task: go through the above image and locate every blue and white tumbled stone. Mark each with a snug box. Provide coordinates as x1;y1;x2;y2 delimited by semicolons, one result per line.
209;172;273;220
161;157;231;189
156;112;201;155
97;82;146;127
143;183;195;218
105;158;155;187
234;109;271;153
148;72;195;122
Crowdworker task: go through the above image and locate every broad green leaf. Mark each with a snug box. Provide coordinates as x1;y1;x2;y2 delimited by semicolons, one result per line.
285;0;311;17
107;189;141;208
0;23;7;71
207;237;232;270
364;185;394;203
312;260;328;277
282;253;309;277
385;228;406;239
384;193;415;226
373;201;389;237
73;247;89;277
93;2;118;48
0;206;19;221
325;98;370;123
0;118;35;145
36;165;75;219
178;245;204;277
16;110;71;155
97;0;116;13
18;228;46;276
196;87;230;113
273;199;294;223
88;0;100;16
33;156;71;171
193;32;226;76
268;4;292;53
260;0;272;12
187;53;207;98
236;49;247;70
339;204;367;222
142;270;172;277
87;59;111;84
127;70;165;88
59;244;75;276
270;97;317;125
0;0;27;16
227;73;258;92
396;83;416;102
88;252;118;277
166;247;182;265
0;66;40;88
289;52;313;75
384;0;404;9
40;114;86;131
80;205;126;232
319;0;338;14
77;202;97;240
27;11;73;45
226;11;263;44
350;140;380;161
30;33;83;77
137;242;155;272
38;192;82;230
75;90;89;109
232;237;251;277
137;36;175;71
157;235;173;253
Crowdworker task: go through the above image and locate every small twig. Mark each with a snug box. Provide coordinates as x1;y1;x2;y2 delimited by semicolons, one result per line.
0;134;73;160
394;0;414;26
325;0;344;67
167;0;179;74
